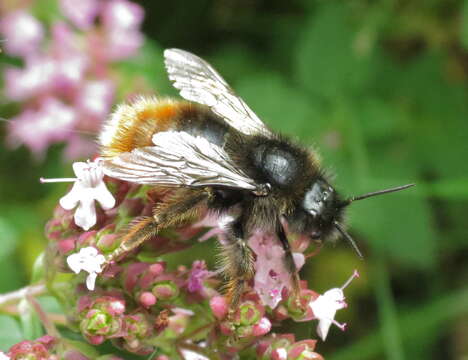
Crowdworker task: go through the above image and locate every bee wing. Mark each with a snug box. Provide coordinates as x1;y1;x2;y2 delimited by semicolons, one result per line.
164;48;272;137
102;130;261;191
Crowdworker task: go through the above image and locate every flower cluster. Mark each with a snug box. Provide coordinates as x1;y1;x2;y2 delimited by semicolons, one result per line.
0;0;144;160
36;161;359;358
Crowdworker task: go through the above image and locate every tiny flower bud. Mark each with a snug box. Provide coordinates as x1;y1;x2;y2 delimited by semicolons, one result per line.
152;281;179;301
252;317;272;337
139;291;157;308
288;340;323;360
210;296;228;320
238;301;262;326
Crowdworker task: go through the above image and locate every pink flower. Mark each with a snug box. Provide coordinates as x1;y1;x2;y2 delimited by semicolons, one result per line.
4;56;54;101
250;230;305;309
101;0;144;31
64;137;98;161
100;0;144;61
75;79;115;128
0;10;44;57
187;260;211;293
104;28;144;61
8;98;76;156
60;0;100;30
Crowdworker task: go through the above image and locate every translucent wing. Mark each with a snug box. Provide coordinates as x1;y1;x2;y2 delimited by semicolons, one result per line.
102;131;264;192
164;48;272;137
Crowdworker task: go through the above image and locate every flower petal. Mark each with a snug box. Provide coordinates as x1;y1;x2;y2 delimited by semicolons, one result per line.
93;182;116;210
316;319;332;341
73;197;96;230
72;161;88;179
66;253;82;274
86;272;98;291
59;182;84;210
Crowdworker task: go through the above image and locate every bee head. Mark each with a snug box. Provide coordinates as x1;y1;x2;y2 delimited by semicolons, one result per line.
287;179;415;259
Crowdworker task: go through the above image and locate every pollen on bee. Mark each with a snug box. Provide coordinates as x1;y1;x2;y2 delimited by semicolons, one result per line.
100;96;185;157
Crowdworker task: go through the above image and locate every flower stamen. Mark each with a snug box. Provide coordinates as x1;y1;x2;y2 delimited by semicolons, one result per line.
40;177;77;183
341;269;359;290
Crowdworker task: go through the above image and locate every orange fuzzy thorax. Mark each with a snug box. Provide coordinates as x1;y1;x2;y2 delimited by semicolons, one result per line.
100;96;184;158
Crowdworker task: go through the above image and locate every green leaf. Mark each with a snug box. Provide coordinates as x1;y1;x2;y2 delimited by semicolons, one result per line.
461;0;468;50
18;298;43;340
0;217;18;260
0;315;23;350
235;72;323;142
295;3;375;100
63;339;100;358
350;191;436;269
30;253;45;284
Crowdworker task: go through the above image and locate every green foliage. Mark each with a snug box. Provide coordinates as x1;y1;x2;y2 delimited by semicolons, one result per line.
0;316;23;349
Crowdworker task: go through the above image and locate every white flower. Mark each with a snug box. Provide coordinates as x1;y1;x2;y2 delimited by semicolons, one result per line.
66;246;106;290
309;270;359;341
41;158;115;230
0;352;10;360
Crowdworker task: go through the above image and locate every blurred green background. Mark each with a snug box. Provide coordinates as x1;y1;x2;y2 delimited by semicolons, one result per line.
1;0;468;359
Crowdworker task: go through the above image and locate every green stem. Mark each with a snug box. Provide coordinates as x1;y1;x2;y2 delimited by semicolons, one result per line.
372;257;405;360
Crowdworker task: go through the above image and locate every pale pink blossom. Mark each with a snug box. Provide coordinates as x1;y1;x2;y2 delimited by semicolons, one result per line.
0;10;44;57
4;56;54;101
309;270;359;341
75;79;115;126
250;230;305;309
50;23;89;92
67;246;106;290
104;28;144;61
8;98;76;156
58;159;115;230
99;0;144;61
101;0;144;31
63;137;98;161
59;0;100;30
41;159;115;230
187;260;212;293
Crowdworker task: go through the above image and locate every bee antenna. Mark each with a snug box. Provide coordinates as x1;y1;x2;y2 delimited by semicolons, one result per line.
343;183;415;206
333;221;364;259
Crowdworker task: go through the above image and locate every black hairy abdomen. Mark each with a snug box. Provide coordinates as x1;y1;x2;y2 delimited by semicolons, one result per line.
178;105;229;147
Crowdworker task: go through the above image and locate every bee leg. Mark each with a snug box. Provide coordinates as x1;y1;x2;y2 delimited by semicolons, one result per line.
277;221;301;299
106;216;158;263
220;221;255;313
106;188;211;264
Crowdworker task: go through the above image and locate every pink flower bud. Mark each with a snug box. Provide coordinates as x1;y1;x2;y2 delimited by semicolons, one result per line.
252;317;272;337
288;340;323;360
139;292;157;308
210;296;228;320
58;238;76;254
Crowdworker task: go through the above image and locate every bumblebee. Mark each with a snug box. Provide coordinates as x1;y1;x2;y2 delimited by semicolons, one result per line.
100;49;413;308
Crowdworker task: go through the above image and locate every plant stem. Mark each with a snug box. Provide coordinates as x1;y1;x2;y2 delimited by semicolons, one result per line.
0;283;46;308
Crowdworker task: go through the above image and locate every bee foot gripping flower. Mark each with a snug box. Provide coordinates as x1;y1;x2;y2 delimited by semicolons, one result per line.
309;270;359;341
67;246;106;290
41;158;115;230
